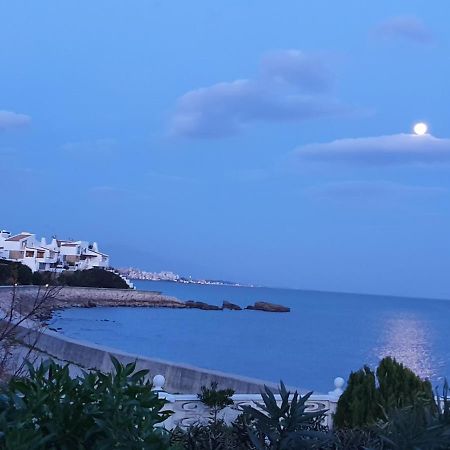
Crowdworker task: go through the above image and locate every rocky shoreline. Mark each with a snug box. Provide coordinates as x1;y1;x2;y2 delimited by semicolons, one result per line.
0;286;290;323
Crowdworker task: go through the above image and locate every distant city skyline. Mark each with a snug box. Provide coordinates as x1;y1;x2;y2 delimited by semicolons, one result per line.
1;1;450;299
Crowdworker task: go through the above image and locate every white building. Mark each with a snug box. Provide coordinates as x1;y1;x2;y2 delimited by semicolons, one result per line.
0;229;109;273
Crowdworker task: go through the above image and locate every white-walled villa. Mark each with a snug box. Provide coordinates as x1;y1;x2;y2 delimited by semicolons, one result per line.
0;229;109;272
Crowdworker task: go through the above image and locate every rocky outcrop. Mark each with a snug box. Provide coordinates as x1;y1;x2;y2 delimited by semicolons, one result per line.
245;301;290;313
184;300;221;311
0;286;187;322
222;300;242;311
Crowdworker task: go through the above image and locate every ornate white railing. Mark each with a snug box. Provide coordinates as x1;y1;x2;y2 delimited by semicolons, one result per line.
151;375;345;430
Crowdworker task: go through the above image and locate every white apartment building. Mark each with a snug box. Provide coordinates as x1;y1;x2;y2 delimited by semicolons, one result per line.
0;229;109;272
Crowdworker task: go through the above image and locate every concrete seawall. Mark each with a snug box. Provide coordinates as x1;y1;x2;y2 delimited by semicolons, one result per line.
15;319;287;394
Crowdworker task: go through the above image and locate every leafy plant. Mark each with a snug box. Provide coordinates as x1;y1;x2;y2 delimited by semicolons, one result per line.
170;418;252;450
198;381;235;424
332;427;382;450
373;401;450;450
241;381;330;449
0;356;172;449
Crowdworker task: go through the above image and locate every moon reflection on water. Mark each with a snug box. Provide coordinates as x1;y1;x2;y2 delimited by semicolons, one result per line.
373;313;440;382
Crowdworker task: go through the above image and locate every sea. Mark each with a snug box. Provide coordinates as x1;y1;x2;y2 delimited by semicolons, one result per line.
50;281;450;393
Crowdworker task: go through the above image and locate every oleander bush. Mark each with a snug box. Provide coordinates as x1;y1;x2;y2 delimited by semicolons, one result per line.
0;357;171;449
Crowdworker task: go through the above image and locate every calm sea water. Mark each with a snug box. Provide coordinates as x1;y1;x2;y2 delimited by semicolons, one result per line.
51;281;450;393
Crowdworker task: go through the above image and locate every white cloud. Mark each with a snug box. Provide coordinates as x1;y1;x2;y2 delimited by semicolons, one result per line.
0;110;31;130
170;50;347;138
294;133;450;166
374;16;434;44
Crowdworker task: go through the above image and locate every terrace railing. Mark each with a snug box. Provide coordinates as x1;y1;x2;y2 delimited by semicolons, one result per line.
151;374;345;430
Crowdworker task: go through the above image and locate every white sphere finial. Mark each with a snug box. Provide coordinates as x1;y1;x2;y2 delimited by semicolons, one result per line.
334;377;345;390
152;374;166;391
329;377;345;398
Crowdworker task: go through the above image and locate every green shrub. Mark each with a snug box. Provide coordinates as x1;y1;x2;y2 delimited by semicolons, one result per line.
0;357;171;449
31;271;58;286
377;356;435;411
58;267;129;289
242;381;330;449
198;381;235;423
333;365;381;429
334;357;435;429
373;401;450;449
171;418;252;450
0;261;32;285
332;427;382;449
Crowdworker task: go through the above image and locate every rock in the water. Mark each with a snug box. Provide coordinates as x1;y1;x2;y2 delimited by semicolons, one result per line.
185;300;221;310
245;301;290;313
222;300;242;311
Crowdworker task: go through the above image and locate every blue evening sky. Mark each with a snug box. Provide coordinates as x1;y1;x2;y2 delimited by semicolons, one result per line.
1;1;450;299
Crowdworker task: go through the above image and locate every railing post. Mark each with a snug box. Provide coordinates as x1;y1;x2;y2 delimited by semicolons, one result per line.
152;374;166;393
327;377;345;429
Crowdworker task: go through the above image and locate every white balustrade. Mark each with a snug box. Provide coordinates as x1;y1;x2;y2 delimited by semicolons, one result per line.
151;375;344;430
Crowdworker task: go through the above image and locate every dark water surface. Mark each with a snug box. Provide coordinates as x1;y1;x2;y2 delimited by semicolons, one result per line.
51;281;450;393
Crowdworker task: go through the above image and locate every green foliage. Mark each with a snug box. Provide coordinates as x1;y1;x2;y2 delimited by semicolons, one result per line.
171;382;241;449
173;382;329;450
374;401;450;449
170;418;253;450
377;356;435;412
332;428;382;449
198;381;235;423
0;357;171;449
58;267;129;289
0;261;32;285
242;381;330;450
31;271;58;286
436;379;450;425
334;357;435;429
0;261;127;288
333;365;381;429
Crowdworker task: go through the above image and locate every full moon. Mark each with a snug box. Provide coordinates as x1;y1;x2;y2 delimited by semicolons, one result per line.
413;122;428;135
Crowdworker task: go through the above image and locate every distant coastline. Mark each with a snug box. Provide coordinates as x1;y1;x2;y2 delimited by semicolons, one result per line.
117;267;252;287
